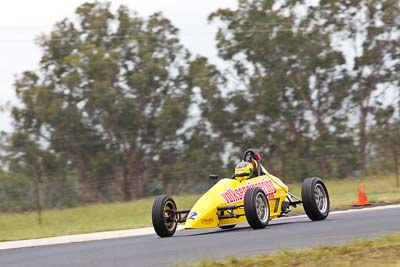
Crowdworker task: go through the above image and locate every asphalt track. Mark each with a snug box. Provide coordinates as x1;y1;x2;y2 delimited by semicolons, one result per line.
1;205;400;267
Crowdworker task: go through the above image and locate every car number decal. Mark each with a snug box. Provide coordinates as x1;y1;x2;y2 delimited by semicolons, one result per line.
188;212;199;220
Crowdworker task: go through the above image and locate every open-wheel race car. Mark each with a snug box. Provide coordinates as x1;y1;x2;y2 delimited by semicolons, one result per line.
152;149;330;237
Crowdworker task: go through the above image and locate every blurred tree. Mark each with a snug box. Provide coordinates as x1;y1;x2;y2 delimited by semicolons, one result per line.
310;0;400;175
10;2;196;201
370;106;400;187
0;130;62;223
209;0;356;180
0;169;34;212
158;56;228;193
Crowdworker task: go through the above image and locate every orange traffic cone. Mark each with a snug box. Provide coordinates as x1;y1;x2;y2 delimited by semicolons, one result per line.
355;184;371;206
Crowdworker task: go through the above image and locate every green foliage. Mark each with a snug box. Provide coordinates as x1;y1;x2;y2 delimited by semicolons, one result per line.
209;0;358;180
0;172;33;212
311;0;400;175
369;106;400;185
5;2;225;203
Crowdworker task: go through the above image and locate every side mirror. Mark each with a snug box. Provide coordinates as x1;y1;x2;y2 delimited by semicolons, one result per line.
209;174;218;180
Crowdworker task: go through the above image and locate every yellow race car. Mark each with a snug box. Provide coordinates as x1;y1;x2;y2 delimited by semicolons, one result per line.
152;149;330;237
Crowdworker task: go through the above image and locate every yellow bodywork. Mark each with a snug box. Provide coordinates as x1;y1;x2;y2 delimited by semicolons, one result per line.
184;166;288;229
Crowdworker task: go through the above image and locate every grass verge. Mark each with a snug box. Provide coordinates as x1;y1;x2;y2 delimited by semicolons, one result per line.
0;174;399;241
0;195;199;242
287;174;400;213
288;174;400;209
185;234;400;267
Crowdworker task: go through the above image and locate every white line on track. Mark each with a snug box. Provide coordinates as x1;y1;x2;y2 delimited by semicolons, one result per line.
277;203;400;220
1;203;399;251
0;225;184;251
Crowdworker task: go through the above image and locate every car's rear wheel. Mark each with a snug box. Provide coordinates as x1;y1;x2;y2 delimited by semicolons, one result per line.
301;177;330;221
152;195;178;237
219;224;236;229
244;187;270;229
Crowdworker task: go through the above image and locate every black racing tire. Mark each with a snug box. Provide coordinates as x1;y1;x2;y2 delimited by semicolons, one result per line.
219;224;236;229
152;195;178;238
301;177;330;221
244;187;270;229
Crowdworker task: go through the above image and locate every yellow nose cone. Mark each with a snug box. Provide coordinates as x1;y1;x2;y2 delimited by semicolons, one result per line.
184;209;218;229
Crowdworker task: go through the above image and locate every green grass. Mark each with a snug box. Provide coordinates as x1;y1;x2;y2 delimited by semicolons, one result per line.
184;234;400;267
0;175;399;242
0;195;199;241
287;174;400;212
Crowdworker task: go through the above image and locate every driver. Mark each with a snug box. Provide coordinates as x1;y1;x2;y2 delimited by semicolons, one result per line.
234;161;255;181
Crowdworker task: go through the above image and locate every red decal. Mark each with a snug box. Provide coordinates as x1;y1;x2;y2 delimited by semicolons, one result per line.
220;179;277;204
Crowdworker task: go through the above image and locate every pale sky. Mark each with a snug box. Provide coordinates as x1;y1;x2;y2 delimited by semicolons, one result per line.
0;0;237;132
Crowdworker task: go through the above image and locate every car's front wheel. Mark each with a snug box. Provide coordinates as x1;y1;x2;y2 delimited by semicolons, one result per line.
301;177;330;221
244;187;270;229
152;195;178;237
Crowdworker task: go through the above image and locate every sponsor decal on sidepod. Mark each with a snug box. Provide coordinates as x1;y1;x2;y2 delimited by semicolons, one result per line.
200;218;214;225
220;179;277;204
